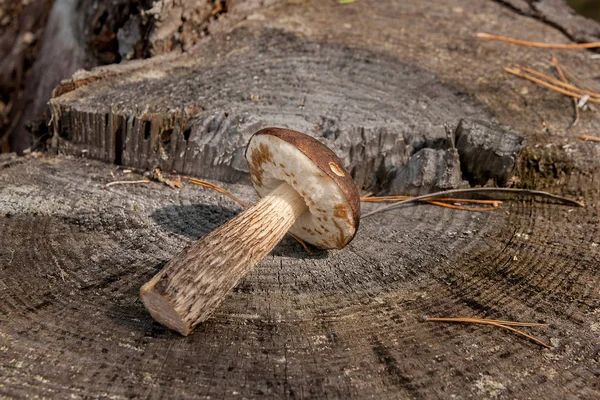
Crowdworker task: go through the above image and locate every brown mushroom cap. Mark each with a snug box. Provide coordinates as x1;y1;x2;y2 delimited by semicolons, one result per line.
245;127;360;249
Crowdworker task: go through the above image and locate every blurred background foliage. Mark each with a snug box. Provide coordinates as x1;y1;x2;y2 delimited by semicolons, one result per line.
568;0;600;22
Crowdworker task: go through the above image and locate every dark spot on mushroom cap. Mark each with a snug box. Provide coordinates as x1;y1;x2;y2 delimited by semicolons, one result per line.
249;143;274;186
334;204;351;226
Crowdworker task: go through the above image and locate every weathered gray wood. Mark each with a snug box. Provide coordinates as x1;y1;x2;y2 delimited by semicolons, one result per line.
1;155;599;398
388;147;466;195
498;0;600;43
50;35;486;192
455;119;525;186
48;0;600;194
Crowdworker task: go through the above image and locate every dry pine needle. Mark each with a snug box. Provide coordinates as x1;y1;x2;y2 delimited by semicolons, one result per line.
477;32;600;49
426;317;551;349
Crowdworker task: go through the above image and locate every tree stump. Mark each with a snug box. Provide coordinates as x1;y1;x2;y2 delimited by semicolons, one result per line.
1;0;600;398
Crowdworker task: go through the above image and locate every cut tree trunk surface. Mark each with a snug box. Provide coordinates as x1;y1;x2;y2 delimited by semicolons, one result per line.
2;0;600;398
1;155;599;399
49;0;600;193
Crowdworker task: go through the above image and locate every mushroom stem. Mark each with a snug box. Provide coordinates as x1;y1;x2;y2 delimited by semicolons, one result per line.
140;181;308;335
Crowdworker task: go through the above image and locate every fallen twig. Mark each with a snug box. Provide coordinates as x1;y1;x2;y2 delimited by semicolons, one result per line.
425;317;548;327
103;179;151;189
184;176;249;207
425;201;500;212
516;66;600;99
553;58;580;128
477;32;600;49
151;168;184;189
361;196;501;205
425;316;551;349
504;67;600;103
552;57;594;91
183;178;581;241
362;187;583;218
361;196;501;211
579;135;600;142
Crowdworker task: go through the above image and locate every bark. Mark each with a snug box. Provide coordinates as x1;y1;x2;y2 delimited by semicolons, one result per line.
0;0;55;152
1;0;275;153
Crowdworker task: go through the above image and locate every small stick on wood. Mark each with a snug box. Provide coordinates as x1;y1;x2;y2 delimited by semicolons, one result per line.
579;135;600;142
362;187;583;219
426;317;551;349
103;179;151;189
516;66;600;99
425;201;500;212
425;317;548;327
361;196;502;205
504;67;600;103
361;196;502;210
553;57;595;92
183;176;249;207
553;58;580;128
477;32;600;49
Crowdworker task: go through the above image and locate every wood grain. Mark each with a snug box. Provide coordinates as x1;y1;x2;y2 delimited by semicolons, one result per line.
1;156;599;398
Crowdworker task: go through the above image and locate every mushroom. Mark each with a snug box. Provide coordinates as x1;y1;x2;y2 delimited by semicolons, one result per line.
140;127;360;335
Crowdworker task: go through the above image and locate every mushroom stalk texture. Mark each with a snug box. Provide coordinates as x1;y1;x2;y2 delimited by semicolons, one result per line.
140;181;307;336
